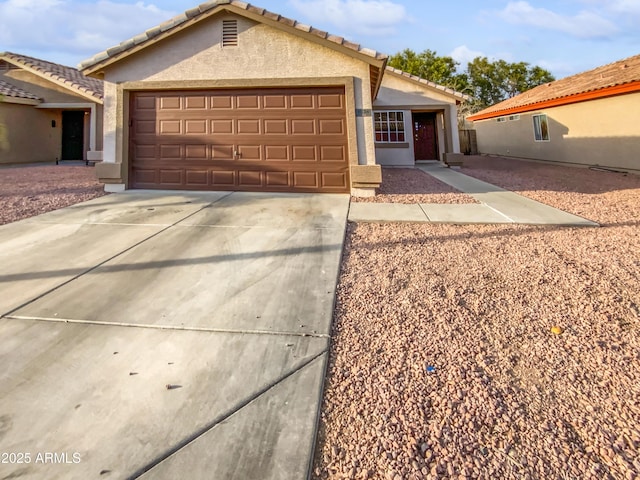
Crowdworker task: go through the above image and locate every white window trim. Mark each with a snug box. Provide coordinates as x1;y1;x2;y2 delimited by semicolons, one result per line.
532;114;550;142
374;110;406;144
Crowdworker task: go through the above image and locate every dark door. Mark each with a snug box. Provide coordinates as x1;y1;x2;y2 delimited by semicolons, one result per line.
61;111;85;160
413;112;438;160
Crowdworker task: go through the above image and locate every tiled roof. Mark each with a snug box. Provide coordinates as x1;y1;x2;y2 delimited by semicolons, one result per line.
0;79;41;101
469;53;640;120
385;67;472;101
79;0;387;72
1;52;103;101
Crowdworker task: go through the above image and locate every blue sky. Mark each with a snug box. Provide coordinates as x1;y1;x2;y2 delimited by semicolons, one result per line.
1;0;638;79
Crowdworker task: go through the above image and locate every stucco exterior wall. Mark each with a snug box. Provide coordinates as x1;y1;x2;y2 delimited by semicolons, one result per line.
373;72;461;165
0;103;61;164
100;13;377;176
473;92;640;172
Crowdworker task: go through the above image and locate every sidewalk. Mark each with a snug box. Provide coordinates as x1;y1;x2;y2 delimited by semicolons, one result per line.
348;164;598;226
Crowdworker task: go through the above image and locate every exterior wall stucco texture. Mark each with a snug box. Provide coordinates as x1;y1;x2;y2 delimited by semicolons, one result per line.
101;13;377;171
0;103;61;164
373;74;460;165
473;93;640;172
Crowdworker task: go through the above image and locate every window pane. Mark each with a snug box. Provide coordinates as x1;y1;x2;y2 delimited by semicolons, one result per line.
374;112;381;122
398;132;405;142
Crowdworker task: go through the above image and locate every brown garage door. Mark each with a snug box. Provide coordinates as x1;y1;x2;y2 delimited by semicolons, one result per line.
129;87;350;193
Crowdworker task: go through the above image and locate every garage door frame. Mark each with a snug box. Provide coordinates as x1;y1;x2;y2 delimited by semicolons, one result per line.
116;77;359;192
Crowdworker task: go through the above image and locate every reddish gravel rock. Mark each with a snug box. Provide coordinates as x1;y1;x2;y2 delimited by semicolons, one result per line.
314;157;640;480
353;167;477;205
0;164;106;225
461;155;640;225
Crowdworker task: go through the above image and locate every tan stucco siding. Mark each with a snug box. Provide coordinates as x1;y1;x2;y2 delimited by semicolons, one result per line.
373;74;461;165
375;73;458;107
101;13;376;171
473;92;640;172
0;103;61;164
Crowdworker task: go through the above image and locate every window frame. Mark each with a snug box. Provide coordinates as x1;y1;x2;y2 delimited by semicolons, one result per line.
374;110;406;144
532;114;550;142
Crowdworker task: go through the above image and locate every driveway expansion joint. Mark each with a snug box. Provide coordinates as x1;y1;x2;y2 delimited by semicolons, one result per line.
127;350;328;479
4;315;333;338
0;199;227;319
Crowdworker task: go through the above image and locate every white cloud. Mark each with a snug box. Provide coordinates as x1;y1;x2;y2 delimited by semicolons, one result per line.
498;1;618;39
0;0;176;63
288;0;407;36
450;45;484;67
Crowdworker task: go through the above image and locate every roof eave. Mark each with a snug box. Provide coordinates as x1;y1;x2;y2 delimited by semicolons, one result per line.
1;54;103;104
80;3;388;81
384;67;472;102
468;80;640;121
0;96;41;106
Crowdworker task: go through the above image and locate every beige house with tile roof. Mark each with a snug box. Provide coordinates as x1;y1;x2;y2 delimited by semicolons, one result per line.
0;52;104;165
79;0;467;195
468;54;640;174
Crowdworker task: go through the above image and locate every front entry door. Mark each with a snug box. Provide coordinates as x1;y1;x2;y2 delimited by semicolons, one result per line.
61;111;85;160
413;112;438;161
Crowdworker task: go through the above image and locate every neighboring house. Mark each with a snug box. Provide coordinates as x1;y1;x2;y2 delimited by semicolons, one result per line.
468;54;640;174
79;0;468;195
0;53;104;165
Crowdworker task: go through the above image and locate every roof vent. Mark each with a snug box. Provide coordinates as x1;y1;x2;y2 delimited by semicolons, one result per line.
222;20;238;47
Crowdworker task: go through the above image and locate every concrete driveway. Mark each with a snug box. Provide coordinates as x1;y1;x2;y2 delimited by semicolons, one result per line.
0;191;349;479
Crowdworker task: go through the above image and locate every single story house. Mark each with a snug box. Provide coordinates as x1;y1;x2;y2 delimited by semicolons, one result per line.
79;0;468;195
467;54;640;174
0;52;104;164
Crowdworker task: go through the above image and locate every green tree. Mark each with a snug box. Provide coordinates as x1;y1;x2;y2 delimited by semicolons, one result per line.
388;48;469;92
466;57;555;109
387;49;555;113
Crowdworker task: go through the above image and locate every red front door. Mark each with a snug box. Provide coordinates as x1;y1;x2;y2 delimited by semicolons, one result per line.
413;112;438;160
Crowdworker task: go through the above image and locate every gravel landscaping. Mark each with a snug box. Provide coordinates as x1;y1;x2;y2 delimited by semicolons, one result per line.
314;158;640;479
353;167;477;205
0;164;106;225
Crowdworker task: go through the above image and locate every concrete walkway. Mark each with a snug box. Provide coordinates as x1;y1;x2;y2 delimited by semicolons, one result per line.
0;191;349;479
349;164;598;226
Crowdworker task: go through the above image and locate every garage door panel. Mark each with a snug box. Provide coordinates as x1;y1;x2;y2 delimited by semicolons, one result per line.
185;120;207;134
292;146;316;161
238;171;262;186
159;120;181;135
160;145;182;160
185;96;207;109
265;171;289;186
212;145;234;159
211;96;233;109
186;170;209;186
212;171;235;187
211;120;233;134
159;97;181;110
320;146;346;162
159;170;183;186
264;146;289;161
185;145;208;160
237;120;260;134
130;87;349;193
237;145;261;161
293;172;318;188
319;119;344;135
236;95;260;109
263;119;287;134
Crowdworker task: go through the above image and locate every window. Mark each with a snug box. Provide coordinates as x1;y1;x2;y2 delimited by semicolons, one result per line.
374;111;405;142
496;117;507;123
508;114;520;121
532;114;550;141
222;20;238;47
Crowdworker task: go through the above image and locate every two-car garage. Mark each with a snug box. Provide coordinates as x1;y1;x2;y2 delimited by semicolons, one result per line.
129;87;350;193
